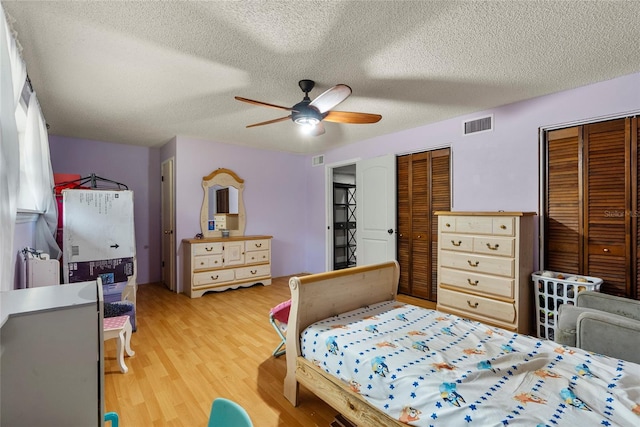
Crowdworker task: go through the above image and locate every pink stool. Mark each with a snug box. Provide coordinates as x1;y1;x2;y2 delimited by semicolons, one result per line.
269;300;291;357
103;315;135;373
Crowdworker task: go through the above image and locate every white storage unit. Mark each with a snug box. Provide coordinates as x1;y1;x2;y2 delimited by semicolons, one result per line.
26;257;60;287
19;248;60;288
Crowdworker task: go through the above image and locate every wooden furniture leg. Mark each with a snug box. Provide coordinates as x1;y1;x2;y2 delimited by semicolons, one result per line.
104;315;135;374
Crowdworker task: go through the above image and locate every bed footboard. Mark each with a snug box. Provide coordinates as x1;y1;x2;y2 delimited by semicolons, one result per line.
283;261;400;413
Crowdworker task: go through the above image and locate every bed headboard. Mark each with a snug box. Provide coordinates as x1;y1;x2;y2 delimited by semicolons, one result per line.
286;260;400;355
284;260;400;405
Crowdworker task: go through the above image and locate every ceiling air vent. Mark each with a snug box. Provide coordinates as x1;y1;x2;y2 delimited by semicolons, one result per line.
463;114;493;136
312;154;324;167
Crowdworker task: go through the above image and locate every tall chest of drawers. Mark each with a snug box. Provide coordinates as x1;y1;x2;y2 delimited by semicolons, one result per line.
435;212;535;333
183;235;272;298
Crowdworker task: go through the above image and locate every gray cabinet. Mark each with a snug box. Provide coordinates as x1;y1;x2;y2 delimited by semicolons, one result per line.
0;280;104;426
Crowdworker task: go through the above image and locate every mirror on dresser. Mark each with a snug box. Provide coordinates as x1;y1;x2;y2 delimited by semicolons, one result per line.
186;168;272;298
200;168;246;237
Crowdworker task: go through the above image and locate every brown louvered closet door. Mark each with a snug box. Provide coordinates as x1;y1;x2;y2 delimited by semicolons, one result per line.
635;117;640;298
545;127;581;274
584;120;630;296
545;117;637;298
430;150;451;299
397;148;450;301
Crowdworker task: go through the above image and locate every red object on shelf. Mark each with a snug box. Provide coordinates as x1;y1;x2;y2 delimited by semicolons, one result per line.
54;174;85;250
54;173;82;194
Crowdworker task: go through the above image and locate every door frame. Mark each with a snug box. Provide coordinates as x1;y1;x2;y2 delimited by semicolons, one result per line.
161;157;176;292
325;158;360;272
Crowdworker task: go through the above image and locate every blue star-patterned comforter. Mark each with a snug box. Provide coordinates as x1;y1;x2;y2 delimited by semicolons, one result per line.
301;301;640;426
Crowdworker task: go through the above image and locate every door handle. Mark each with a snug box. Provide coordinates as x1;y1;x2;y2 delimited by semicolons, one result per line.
388;229;394;234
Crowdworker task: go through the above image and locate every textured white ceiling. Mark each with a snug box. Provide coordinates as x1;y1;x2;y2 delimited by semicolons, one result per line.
3;0;640;154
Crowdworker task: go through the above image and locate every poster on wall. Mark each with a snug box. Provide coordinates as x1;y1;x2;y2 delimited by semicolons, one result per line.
62;189;136;285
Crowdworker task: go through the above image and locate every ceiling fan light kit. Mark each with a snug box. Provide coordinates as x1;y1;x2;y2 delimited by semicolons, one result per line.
234;79;381;137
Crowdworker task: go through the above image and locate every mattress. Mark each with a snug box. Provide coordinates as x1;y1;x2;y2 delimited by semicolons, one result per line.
301;301;640;426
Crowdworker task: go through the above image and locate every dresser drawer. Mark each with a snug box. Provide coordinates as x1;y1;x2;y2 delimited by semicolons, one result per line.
193;242;223;256
245;250;270;264
440;235;473;252
439;216;457;233
193;254;223;270
452;216;494;234
245;239;270;252
439;251;514;277
473;236;515;257
438;288;516;324
236;264;271;280
193;269;235;288
492;217;514;236
439;267;514;298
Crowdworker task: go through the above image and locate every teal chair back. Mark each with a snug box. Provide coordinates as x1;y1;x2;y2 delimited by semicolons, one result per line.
104;411;119;427
207;398;253;427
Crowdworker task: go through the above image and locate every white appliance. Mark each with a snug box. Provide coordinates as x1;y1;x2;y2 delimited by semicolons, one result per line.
20;248;60;288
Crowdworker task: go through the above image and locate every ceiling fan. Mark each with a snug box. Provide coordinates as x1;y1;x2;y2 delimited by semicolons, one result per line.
234;79;381;136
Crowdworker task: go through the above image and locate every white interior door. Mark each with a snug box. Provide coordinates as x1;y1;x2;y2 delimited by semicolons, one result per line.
161;158;175;291
356;154;396;265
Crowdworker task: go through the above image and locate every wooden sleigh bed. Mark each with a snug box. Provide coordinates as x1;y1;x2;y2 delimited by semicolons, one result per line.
283;261;640;427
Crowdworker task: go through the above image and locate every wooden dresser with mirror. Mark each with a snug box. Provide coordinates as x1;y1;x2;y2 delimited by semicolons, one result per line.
183;168;272;298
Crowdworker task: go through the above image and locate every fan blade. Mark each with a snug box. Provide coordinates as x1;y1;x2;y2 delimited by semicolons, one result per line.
309;84;352;113
235;96;295;112
246;115;291;128
309;122;325;136
323;110;382;124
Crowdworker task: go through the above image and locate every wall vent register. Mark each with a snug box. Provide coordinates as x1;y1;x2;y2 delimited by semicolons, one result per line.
463;115;493;135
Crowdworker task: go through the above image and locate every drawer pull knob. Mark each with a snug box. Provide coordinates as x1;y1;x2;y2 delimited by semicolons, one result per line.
486;243;500;250
210;275;219;280
205;247;213;252
451;240;462;247
467;279;479;286
603;248;610;253
467;300;479;309
255;243;262;248
467;260;479;267
250;270;257;275
417;235;422;238
445;223;451;228
500;224;507;230
214;260;219;264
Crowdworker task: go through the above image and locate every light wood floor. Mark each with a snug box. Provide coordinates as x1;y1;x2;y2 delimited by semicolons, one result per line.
104;276;435;426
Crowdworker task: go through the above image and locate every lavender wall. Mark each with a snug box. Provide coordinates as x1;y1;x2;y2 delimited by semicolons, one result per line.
46;71;640;289
49;135;162;284
171;137;307;293
302;72;640;273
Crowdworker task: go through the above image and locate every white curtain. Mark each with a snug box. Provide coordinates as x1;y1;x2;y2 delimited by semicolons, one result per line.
0;5;59;296
22;91;61;260
6;13;25;108
0;4;22;292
